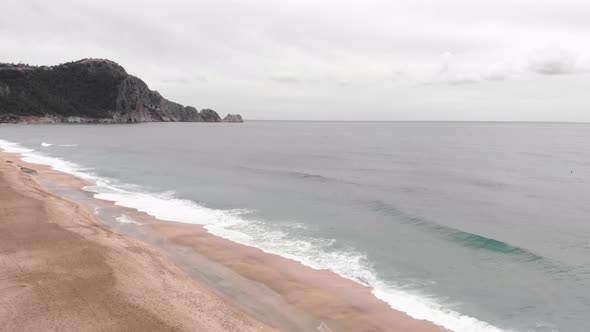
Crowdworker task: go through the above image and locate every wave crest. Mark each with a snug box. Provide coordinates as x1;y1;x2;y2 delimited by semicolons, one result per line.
362;198;544;262
0;138;508;332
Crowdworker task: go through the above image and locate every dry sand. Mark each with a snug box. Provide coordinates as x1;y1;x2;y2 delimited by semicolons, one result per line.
0;157;272;332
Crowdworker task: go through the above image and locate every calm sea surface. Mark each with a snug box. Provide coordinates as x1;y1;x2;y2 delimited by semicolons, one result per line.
1;121;589;332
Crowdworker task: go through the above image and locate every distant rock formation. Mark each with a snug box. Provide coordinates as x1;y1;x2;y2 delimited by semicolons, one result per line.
199;108;222;122
223;114;244;122
0;58;243;123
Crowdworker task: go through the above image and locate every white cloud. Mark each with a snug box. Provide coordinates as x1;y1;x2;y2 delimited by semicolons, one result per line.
528;48;577;75
1;0;590;121
270;74;301;84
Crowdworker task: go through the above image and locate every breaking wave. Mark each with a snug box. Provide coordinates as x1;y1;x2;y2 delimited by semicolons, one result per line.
0;138;509;332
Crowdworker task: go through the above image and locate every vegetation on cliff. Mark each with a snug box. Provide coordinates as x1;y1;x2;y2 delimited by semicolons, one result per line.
0;59;241;123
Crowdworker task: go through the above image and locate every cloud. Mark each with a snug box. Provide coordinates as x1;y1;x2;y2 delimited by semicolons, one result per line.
423;47;584;86
423;52;516;85
270;74;301;84
161;77;192;84
528;48;577;75
2;0;590;120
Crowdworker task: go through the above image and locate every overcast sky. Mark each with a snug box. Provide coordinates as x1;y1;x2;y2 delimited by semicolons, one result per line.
2;0;590;121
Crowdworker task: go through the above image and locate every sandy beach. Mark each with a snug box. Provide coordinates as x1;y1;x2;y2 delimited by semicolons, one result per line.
150;221;448;332
0;150;447;332
0;156;271;332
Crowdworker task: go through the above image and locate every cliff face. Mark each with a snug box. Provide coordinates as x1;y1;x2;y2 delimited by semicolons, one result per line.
0;59;241;123
223;114;244;122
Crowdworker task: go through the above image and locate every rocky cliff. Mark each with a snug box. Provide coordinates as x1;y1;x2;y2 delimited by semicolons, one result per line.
0;59;241;123
223;114;244;122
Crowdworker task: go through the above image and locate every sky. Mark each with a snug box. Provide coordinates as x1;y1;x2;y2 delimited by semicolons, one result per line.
2;0;589;121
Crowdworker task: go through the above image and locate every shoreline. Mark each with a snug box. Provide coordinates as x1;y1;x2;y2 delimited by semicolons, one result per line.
0;152;271;331
0;149;448;331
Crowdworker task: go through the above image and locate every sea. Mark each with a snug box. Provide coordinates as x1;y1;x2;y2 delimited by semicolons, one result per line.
1;121;589;332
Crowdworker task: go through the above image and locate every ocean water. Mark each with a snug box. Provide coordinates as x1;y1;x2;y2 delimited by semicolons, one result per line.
1;121;589;332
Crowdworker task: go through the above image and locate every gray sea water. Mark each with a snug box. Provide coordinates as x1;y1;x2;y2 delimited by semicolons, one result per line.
1;121;589;332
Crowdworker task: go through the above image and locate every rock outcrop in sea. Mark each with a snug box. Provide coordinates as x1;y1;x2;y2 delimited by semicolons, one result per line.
223;114;244;122
0;58;242;123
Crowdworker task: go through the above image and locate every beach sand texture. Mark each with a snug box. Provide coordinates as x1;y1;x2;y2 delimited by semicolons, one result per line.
0;158;272;332
0;150;448;332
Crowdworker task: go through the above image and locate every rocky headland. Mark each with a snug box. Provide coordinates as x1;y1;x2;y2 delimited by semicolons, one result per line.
223;113;244;122
0;58;243;123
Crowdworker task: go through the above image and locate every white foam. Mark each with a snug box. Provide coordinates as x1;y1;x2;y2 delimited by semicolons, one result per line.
0;139;34;154
116;215;141;225
206;219;508;332
88;183;508;332
0;138;510;332
86;185;248;226
317;322;333;332
59;144;78;147
41;142;53;147
0;139;96;180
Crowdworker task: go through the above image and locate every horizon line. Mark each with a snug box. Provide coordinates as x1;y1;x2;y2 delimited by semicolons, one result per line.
244;119;590;124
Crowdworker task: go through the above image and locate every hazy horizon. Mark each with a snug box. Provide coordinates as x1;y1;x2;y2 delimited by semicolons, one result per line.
2;0;589;122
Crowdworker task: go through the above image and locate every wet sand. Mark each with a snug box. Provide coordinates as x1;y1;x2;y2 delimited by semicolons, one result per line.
150;221;447;332
0;151;448;331
0;156;271;331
